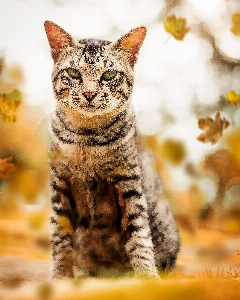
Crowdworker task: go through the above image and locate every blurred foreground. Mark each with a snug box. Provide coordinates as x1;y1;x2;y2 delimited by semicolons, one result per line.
0;207;240;299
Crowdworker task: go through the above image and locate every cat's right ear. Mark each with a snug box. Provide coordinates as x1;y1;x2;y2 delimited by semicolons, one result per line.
44;21;77;63
112;27;147;67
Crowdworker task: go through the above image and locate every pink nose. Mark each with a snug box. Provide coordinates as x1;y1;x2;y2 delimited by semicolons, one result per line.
83;92;96;102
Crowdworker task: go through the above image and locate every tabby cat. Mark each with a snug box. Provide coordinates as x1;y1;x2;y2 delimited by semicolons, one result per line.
44;21;180;278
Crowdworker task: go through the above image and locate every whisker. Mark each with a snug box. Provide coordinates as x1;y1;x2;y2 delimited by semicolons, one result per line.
31;116;46;135
21;106;42;122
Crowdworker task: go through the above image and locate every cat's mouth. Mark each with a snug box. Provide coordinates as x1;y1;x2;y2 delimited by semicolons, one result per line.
74;100;108;113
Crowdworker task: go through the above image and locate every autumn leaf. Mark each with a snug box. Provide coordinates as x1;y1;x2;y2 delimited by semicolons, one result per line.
0;157;16;178
230;13;240;36
163;14;190;41
197;112;229;145
0;89;21;122
160;139;186;165
226;90;240;105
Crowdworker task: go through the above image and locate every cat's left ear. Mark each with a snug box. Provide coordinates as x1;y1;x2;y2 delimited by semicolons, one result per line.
113;27;147;67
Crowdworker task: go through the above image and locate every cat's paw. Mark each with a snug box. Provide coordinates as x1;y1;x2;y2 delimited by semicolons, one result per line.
72;266;89;278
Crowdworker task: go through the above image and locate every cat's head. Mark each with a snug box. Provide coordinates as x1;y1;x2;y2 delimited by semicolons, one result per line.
44;21;146;123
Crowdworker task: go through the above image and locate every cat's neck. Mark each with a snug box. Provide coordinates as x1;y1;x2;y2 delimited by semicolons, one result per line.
51;105;136;146
54;104;135;133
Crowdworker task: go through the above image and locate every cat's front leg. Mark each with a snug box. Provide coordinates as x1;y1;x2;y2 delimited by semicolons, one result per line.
50;165;75;279
114;177;159;278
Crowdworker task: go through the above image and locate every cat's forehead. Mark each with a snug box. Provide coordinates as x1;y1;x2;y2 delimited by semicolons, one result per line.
78;39;112;65
55;37;132;75
79;39;111;48
59;38;124;70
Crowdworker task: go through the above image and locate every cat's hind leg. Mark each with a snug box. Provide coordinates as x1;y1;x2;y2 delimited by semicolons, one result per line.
141;150;180;270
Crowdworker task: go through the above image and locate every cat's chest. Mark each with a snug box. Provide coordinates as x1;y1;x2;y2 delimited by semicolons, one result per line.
59;142;108;176
51;135;138;184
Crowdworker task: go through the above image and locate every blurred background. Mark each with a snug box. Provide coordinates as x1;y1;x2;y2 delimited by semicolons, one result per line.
0;0;240;285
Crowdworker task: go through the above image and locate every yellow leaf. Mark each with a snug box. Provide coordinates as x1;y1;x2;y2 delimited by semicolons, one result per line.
230;13;240;36
226;90;240;105
0;157;16;178
163;14;190;41
160;139;186;165
0;90;21;122
197;112;229;145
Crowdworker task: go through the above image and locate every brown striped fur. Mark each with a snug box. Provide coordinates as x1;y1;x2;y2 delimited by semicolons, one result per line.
45;21;180;278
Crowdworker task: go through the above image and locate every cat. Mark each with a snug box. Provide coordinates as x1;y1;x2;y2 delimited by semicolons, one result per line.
44;20;180;279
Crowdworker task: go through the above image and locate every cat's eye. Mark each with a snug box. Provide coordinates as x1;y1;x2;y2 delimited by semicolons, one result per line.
67;68;81;79
102;70;117;81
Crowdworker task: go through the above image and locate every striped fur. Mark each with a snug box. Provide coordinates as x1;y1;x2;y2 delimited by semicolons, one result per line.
45;21;180;278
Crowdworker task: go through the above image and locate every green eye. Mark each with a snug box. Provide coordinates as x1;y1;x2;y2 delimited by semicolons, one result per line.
67;68;81;79
102;70;117;81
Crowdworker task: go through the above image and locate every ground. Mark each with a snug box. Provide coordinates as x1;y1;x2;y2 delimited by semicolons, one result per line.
0;204;240;300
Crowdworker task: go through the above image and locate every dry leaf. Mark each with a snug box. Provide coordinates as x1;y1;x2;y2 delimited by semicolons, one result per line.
0;157;16;178
163;14;190;41
226;90;240;105
0;90;21;122
160;139;186;165
197;112;229;145
230;13;240;36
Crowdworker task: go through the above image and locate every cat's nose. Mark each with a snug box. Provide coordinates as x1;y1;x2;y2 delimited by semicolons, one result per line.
83;92;97;102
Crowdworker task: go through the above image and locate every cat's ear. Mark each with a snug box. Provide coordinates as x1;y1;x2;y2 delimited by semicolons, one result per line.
44;21;77;63
113;27;147;67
